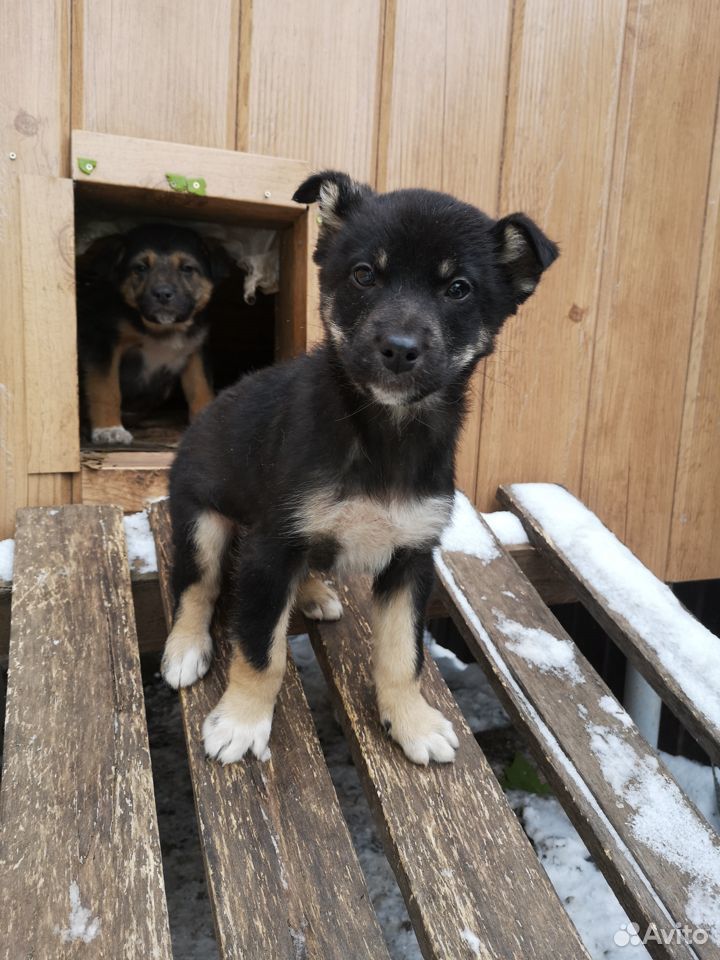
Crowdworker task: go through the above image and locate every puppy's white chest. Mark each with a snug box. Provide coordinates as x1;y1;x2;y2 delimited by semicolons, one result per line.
300;492;452;574
139;330;205;379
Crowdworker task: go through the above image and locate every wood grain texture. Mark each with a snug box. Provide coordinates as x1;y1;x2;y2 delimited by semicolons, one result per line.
308;578;590;960
436;535;720;959
245;0;383;180
581;0;720;575
0;0;70;538
78;451;172;511
667;81;720;582
476;0;627;511
27;471;74;508
0;505;172;958
20;175;80;473
500;483;720;765
71;130;309;217
73;0;241;149
378;0;513;498
149;501;391;960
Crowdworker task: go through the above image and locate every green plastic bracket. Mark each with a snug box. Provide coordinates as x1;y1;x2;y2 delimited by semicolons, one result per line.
166;173;188;192
77;157;97;175
187;177;207;196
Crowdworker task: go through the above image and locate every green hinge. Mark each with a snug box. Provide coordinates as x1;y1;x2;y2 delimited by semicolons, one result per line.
165;173;206;196
77;157;97;175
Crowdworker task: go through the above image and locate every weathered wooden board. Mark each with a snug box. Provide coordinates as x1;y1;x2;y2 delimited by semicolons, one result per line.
500;483;720;765
0;505;172;958
436;524;720;959
476;0;627;511
246;0;383;181
581;0;720;575
78;450;172;512
149;501;391;960
73;0;241;149
378;0;512;499
20;175;80;474
71;130;309;218
307;578;590;960
668;92;720;582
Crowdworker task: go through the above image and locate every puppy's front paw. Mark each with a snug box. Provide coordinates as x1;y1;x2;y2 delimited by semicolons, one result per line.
91;425;133;445
380;690;459;765
202;700;273;764
161;630;212;689
297;577;343;621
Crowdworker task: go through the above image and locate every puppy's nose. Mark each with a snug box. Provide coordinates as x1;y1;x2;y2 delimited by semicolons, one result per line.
378;333;421;374
152;284;175;304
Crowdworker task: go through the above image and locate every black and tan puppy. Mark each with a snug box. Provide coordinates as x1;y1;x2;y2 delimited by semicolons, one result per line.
77;223;228;444
162;172;558;765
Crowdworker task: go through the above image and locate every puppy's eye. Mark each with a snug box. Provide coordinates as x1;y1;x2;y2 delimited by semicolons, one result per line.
446;278;471;301
132;263;148;276
352;264;375;288
180;263;196;275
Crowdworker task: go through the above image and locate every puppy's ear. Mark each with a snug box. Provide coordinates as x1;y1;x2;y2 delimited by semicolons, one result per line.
77;233;126;283
200;238;234;283
292;170;373;230
492;213;559;305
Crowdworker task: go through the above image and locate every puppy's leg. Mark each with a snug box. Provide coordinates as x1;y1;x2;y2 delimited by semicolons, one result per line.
181;351;214;420
84;352;133;445
295;573;343;621
162;509;231;688
373;549;459;765
203;538;301;763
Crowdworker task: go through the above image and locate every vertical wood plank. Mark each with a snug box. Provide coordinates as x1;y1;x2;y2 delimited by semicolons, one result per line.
20;176;80;474
377;0;513;498
0;0;71;538
476;0;627;512
246;0;383;179
73;0;241;149
581;0;720;574
667;80;720;582
27;472;74;508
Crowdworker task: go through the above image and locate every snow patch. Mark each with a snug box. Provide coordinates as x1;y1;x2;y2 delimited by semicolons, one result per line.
0;538;14;582
59;881;101;944
440;492;499;562
599;695;633;728
481;510;529;546
459;927;482;955
494;610;584;684
123;511;158;574
509;483;720;733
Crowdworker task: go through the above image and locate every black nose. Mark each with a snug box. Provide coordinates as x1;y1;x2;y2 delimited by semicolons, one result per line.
378;334;421;374
151;284;175;304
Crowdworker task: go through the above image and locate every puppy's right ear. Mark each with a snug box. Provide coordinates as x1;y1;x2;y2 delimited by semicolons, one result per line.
293;170;372;231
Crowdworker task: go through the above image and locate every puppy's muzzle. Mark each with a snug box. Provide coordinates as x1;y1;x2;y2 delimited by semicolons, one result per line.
378;333;421;374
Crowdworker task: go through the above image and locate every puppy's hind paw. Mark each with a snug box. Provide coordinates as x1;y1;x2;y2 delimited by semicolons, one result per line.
296;577;343;621
161;631;212;689
202;703;273;764
380;691;459;765
91;425;133;445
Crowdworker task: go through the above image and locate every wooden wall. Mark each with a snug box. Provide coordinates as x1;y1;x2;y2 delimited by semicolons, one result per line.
2;0;719;582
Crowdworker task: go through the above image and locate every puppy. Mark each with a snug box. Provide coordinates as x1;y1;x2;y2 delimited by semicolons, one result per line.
162;172;558;766
77;223;228;445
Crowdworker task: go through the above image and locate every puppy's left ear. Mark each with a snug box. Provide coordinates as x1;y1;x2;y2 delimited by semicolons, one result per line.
201;239;234;283
493;213;559;305
292;170;373;230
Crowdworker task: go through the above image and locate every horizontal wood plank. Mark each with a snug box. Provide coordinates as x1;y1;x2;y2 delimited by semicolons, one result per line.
149;500;391;960
436;518;720;959
0;505;172;958
499;482;720;765
307;578;590;960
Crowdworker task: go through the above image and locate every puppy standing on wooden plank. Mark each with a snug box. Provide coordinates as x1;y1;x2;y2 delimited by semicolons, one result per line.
77;223;228;445
163;173;558;765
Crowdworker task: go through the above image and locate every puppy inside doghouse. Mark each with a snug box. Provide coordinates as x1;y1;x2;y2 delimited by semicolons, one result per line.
76;222;234;445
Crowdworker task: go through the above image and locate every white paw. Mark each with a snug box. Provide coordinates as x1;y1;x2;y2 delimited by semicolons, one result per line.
380;691;459;765
297;580;343;621
91;425;133;445
202;703;273;764
161;631;212;689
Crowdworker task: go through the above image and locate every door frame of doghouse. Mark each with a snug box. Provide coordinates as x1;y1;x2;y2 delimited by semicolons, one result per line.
20;131;313;511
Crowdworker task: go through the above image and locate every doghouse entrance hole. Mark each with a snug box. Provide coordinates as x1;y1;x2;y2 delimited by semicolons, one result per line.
74;183;284;453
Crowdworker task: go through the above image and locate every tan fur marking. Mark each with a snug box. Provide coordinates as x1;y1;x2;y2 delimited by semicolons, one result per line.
438;258;455;278
181;350;214;419
499;225;526;263
83;348;125;430
295;574;343;621
375;248;388;270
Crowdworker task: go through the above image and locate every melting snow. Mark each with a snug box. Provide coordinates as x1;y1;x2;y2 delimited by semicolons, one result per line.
0;538;14;582
508;483;720;732
494;610;585;684
459;927;482;955
59;881;101;944
481;510;529;546
123;511;158;574
440;492;500;561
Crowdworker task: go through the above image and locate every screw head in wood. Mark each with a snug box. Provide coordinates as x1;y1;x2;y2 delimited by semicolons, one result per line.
264;190;271;198
8;152;17;160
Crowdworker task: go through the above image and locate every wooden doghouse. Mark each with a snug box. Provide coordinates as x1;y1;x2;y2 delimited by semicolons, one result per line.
22;130;314;513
